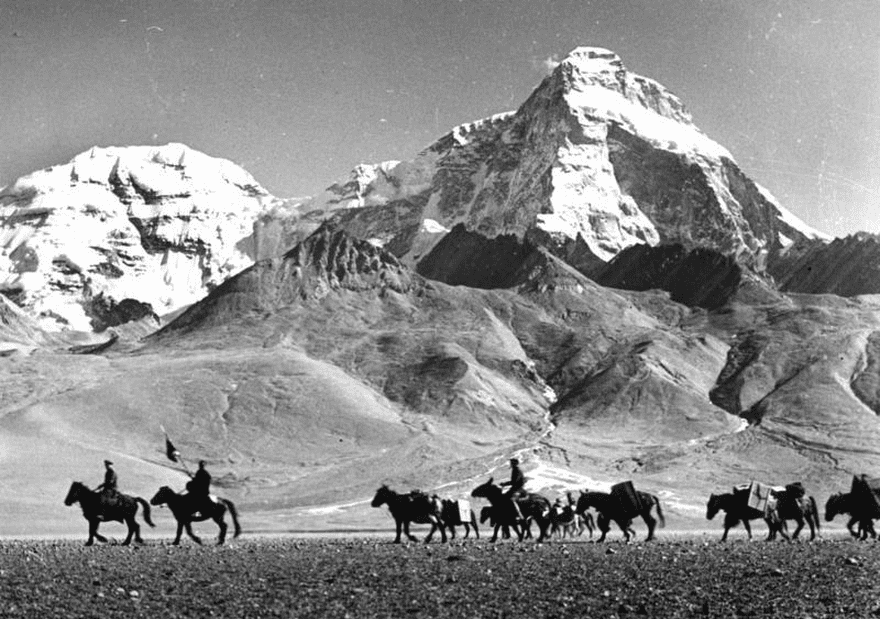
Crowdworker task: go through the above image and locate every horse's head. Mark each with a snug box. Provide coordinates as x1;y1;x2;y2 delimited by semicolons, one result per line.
470;477;497;500
706;493;722;520
150;486;173;506
479;505;493;524
575;490;595;515
824;492;844;522
371;485;390;508
64;481;87;506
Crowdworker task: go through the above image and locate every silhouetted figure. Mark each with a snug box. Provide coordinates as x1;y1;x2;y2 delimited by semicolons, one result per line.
501;458;525;497
500;457;525;520
96;459;119;507
186;460;213;517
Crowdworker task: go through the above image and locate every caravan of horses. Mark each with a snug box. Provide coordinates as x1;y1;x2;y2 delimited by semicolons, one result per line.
63;458;880;546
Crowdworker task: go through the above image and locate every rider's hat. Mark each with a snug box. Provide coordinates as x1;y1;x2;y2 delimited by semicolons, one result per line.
510;457;519;465
104;460;113;466
198;460;206;467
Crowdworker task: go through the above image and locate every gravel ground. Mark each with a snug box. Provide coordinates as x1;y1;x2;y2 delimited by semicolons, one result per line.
1;535;879;618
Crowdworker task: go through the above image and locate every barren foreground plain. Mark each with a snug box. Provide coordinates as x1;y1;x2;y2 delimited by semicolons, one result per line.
2;535;880;618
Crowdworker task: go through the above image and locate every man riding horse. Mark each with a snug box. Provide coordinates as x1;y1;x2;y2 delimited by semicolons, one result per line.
96;460;119;507
186;460;214;518
500;458;526;519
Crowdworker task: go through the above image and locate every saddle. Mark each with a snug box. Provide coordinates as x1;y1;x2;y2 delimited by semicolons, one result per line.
185;492;219;518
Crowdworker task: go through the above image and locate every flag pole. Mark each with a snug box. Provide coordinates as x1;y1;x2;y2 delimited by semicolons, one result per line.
161;425;192;477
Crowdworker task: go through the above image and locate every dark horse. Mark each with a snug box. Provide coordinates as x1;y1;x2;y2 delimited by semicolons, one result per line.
772;488;820;541
150;486;242;545
471;478;551;542
371;485;446;543
825;492;877;540
576;490;664;542
706;492;780;541
64;481;155;546
440;499;479;539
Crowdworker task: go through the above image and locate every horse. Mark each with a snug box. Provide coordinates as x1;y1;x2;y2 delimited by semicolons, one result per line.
480;505;514;539
439;498;479;539
64;481;155;546
471;478;551;542
150;486;241;545
549;498;594;538
771;488;820;541
576;489;664;542
825;492;877;540
706;491;781;541
371;485;446;543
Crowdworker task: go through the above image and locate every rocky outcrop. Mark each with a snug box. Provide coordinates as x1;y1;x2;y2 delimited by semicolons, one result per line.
769;233;880;297
415;224;548;289
595;244;743;310
155;224;414;336
0;143;276;331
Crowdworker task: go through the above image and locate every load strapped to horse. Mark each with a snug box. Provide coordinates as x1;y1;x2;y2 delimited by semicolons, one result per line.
575;480;665;542
707;480;819;541
440;498;480;539
371;485;447;543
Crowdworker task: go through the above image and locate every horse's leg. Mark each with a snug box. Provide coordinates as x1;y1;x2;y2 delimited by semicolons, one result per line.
393;519;403;544
86;519;99;546
721;513;738;541
472;514;480;539
791;516;804;540
133;515;145;544
643;512;657;542
122;518;138;546
534;516;548;543
616;519;631;543
185;522;203;545
173;521;184;545
405;521;418;543
742;517;754;541
491;523;500;543
596;518;609;543
216;515;227;545
846;515;859;538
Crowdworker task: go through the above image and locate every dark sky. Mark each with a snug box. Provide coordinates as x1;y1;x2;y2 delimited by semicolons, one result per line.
1;0;877;237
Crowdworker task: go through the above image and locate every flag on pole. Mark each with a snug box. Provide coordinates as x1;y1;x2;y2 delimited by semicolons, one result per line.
160;424;181;463
165;436;180;463
160;425;192;476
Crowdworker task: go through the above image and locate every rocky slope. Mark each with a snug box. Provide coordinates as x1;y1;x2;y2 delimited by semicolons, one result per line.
769;233;880;296
0;143;276;332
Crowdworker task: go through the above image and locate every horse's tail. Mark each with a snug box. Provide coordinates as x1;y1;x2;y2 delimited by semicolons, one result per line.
223;499;242;538
136;497;155;527
653;494;666;528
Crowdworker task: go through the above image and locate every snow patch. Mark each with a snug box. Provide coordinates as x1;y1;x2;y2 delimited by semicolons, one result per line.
524;462;612;493
421;219;449;234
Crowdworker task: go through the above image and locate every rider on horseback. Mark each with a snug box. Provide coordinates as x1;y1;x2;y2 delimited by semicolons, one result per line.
186;460;213;518
500;458;526;520
96;460;119;507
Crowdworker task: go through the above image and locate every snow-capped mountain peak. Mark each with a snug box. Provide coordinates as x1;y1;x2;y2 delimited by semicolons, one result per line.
0;143;274;331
